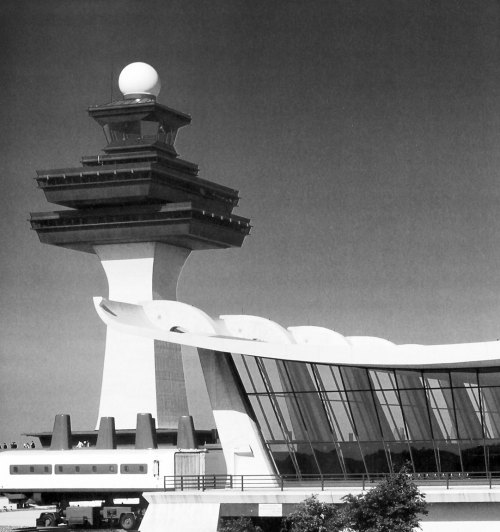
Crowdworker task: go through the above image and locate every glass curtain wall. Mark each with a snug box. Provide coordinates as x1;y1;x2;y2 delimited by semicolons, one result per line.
232;355;500;477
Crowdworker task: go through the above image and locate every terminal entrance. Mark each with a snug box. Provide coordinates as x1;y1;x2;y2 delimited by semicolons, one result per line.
174;452;205;490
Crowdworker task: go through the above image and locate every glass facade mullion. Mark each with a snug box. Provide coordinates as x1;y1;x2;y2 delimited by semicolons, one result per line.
328;365;344;391
447;377;465;472
481;387;500;438
452;384;483;440
426;386;456;440
239;356;277;442
338;366;369;476
254;358;302;476
391;369;411;441
390;369;417;473
396;371;441;477
310;366;338;437
371;371;404;440
311;365;348;476
341;368;384;441
327;365;357;440
280;362;323;475
367;370;399;442
384;370;440;472
421;374;442;473
475;368;489;473
363;368;390;473
474;368;486;439
239;354;259;393
254;359;289;440
449;373;486;472
419;370;442;442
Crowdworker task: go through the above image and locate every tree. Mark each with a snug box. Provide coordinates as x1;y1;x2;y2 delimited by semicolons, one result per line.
281;495;346;532
342;467;428;532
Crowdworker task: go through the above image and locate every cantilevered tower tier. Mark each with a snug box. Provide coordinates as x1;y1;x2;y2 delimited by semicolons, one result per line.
30;202;250;253
34;157;240;212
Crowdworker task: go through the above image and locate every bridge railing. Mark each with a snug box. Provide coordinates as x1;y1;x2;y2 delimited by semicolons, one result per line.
163;472;500;491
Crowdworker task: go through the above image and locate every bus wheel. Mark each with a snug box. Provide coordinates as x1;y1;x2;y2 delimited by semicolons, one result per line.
120;513;136;530
42;513;56;527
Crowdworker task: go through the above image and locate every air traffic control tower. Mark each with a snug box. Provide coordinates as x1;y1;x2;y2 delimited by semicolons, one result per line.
30;62;251;430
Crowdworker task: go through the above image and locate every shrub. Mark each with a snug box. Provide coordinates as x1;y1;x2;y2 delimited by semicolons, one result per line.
218;516;258;532
342;467;428;532
281;495;346;532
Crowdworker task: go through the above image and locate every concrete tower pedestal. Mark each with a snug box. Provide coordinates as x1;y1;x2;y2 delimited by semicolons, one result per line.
95;242;190;429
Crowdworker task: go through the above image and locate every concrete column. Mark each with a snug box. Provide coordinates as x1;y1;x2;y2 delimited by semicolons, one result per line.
96;416;116;449
50;414;72;450
197;349;276;476
94;242;191;430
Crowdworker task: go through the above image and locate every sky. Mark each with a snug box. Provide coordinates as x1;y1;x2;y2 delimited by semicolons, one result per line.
2;0;500;442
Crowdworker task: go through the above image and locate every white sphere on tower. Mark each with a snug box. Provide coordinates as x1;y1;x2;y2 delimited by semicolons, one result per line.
118;62;161;98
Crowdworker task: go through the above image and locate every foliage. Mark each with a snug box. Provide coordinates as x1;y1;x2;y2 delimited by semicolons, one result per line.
281;495;346;532
281;467;427;532
342;467;428;532
218;516;259;532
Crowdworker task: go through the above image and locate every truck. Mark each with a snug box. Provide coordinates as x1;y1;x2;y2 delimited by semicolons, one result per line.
36;504;143;529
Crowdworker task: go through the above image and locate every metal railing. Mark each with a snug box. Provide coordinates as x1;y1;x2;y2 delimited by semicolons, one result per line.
163;472;500;492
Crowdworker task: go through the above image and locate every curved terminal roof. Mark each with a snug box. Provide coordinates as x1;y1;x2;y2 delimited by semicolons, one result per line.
94;297;500;369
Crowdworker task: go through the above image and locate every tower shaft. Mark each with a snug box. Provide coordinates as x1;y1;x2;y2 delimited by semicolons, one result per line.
95;242;190;429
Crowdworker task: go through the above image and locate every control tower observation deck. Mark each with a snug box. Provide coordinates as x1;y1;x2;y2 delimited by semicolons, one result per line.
30;63;251;430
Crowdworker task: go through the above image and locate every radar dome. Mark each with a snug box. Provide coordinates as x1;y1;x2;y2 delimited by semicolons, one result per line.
118;62;161;98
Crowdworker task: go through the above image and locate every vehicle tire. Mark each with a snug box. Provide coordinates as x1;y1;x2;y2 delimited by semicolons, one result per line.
41;513;56;527
120;513;136;530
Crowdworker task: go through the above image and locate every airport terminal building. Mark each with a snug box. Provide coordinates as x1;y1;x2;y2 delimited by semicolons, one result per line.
14;63;500;531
